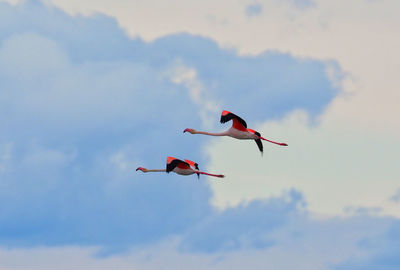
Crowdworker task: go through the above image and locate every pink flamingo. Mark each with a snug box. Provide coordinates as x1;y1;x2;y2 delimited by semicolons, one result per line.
136;156;224;178
184;110;287;154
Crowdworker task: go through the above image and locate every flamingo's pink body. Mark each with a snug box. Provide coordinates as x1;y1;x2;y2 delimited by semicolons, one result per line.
184;110;287;154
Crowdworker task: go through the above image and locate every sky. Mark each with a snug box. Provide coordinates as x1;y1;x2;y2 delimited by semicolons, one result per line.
0;0;399;269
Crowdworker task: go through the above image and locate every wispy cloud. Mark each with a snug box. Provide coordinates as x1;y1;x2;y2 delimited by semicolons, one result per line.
331;221;400;270
288;0;316;10
246;3;263;17
181;190;304;253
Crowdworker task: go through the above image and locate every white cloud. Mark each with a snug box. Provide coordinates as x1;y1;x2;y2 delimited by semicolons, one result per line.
170;62;220;128
22;144;75;166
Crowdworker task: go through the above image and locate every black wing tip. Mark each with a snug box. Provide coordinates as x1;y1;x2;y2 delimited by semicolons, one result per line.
195;163;200;179
220;113;235;124
255;138;263;154
166;160;177;173
220;116;228;124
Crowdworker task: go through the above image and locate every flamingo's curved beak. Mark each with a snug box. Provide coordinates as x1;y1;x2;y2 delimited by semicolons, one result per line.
183;128;195;133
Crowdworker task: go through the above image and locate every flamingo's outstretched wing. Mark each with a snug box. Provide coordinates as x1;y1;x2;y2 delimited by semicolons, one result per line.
220;110;247;131
166;157;190;173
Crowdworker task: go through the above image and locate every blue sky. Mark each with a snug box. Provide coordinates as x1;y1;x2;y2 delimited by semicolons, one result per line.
0;0;399;269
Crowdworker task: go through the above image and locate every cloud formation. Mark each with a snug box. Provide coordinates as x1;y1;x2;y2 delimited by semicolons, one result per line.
181;190;304;253
0;0;338;252
331;222;400;270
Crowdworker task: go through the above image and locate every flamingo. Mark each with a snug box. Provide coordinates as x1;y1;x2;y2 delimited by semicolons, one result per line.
136;156;225;178
183;110;287;154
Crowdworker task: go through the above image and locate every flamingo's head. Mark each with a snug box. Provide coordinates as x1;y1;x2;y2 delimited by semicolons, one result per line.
136;167;148;172
183;128;196;134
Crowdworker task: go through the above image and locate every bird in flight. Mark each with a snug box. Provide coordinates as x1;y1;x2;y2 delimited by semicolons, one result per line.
136;156;225;178
184;110;287;154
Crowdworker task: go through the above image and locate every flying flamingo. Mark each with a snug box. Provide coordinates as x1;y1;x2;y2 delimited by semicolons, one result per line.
183;110;287;154
136;156;225;178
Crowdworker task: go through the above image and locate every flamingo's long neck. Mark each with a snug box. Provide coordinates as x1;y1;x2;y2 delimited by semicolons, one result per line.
145;169;166;172
195;130;227;136
259;136;288;146
196;171;225;178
